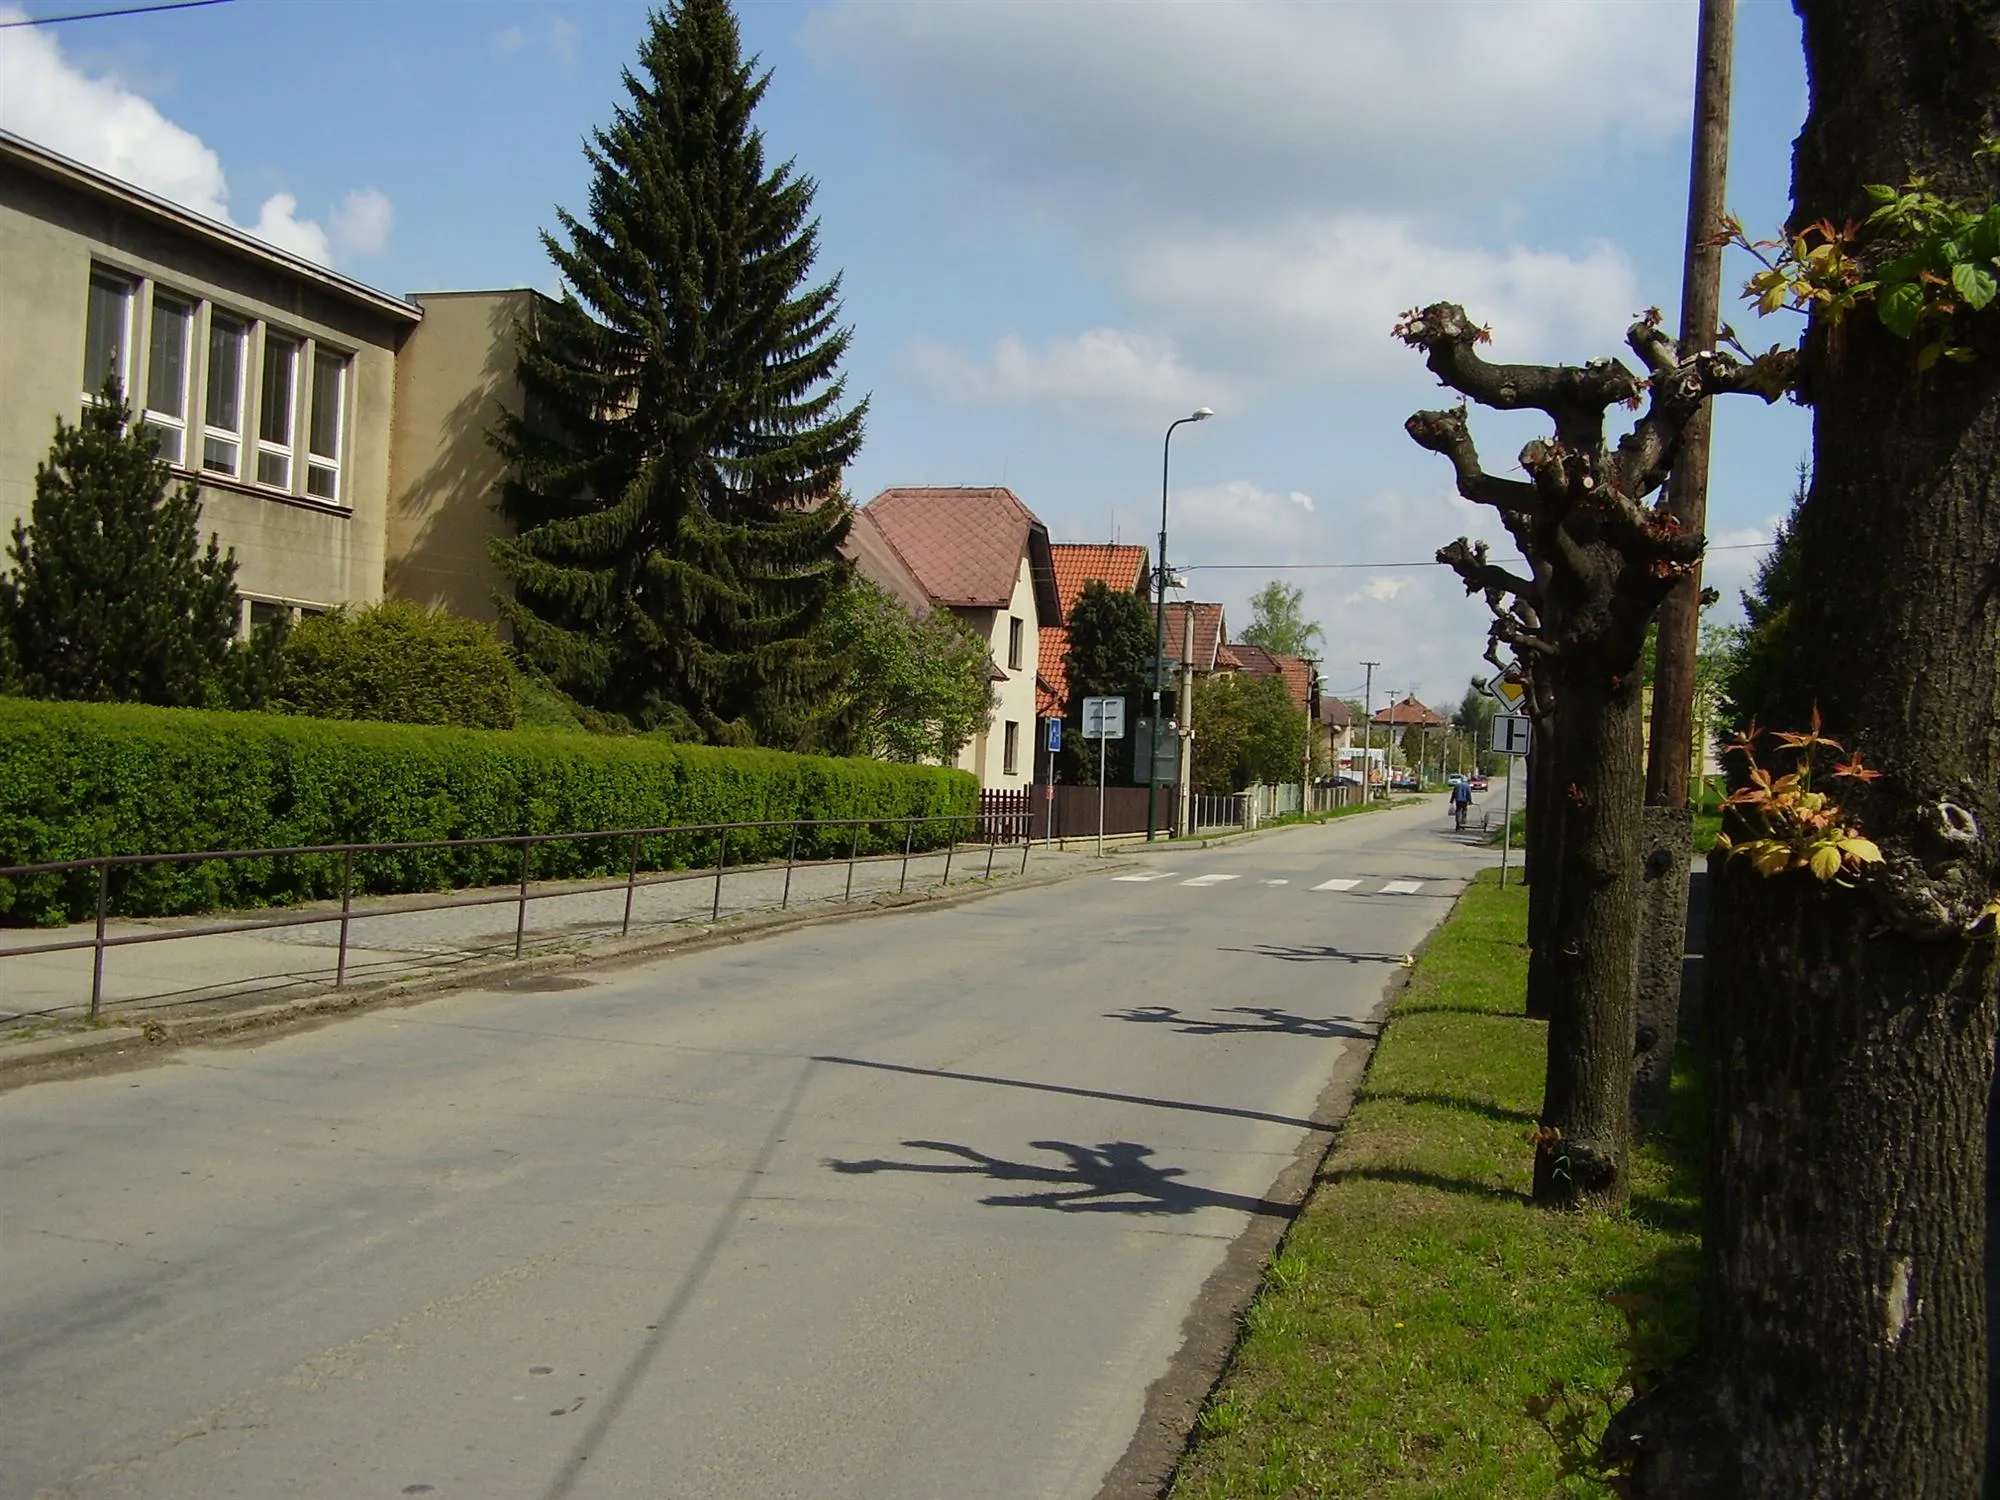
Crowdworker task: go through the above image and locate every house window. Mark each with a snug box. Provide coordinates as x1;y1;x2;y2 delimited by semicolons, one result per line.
1003;720;1020;777
256;333;299;489
142;294;193;465
203;314;248;476
83;268;134;399
1007;615;1023;670
305;347;346;501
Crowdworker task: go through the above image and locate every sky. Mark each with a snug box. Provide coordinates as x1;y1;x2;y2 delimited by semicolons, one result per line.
0;0;1816;712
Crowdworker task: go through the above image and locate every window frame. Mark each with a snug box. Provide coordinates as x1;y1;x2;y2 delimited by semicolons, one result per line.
83;267;135;403
202;310;249;479
1007;615;1024;671
141;290;194;467
304;344;348;503
255;330;300;491
1003;719;1020;778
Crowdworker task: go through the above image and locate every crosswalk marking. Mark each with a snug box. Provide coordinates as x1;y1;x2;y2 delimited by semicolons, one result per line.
1260;879;1289;886
1312;878;1360;892
1381;880;1426;895
1111;872;1178;882
1180;873;1240;887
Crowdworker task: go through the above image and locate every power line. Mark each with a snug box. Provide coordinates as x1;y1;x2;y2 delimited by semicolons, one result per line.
0;0;231;28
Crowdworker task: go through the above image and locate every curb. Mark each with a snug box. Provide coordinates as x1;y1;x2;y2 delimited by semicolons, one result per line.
0;853;1120;1091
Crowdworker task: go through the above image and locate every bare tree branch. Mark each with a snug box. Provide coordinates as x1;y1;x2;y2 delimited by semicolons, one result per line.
1404;408;1538;513
1394;302;1641;450
1437;536;1539;603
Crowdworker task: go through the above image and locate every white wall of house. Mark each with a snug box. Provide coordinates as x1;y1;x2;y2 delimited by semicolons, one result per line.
950;554;1039;790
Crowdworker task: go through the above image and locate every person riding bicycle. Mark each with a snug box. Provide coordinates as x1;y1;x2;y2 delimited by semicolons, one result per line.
1449;776;1473;830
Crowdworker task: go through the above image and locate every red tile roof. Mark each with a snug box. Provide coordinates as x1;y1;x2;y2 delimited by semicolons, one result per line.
1162;602;1228;671
1050;544;1148;614
1225;642;1314;709
839;508;932;616
1037;625;1067;717
1371;694;1446;728
1319;697;1354;729
862;487;1043;609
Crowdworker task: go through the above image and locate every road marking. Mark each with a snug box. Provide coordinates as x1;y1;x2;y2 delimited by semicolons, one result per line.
1312;878;1360;892
1180;874;1240;887
1381;880;1425;895
1260;879;1289;886
1111;872;1178;882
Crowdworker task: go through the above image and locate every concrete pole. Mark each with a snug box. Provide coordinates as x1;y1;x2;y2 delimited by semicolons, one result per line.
1646;0;1734;807
1360;661;1379;800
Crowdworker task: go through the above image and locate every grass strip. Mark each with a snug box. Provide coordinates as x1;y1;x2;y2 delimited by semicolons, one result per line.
1169;869;1701;1498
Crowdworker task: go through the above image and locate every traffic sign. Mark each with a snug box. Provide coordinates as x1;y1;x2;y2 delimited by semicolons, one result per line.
1082;696;1126;740
1493;714;1532;756
1045;716;1063;754
1483;668;1528;711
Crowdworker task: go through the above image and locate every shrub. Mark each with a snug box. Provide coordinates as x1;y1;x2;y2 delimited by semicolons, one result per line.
0;698;977;924
276;601;518;730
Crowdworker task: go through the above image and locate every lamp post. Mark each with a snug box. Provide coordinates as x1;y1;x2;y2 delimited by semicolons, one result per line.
1147;406;1213;841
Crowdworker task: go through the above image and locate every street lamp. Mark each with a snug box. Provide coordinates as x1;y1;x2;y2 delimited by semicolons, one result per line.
1147;406;1213;841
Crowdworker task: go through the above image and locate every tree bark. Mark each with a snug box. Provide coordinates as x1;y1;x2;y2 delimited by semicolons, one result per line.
1532;658;1645;1208
1611;3;2000;1489
1525;704;1563;1022
1631;804;1693;1135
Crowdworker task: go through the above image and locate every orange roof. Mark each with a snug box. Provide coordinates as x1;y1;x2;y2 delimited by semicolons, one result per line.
1371;694;1445;728
1226;642;1314;709
863;487;1058;615
1037;625;1068;717
1049;543;1148;614
1162;602;1228;671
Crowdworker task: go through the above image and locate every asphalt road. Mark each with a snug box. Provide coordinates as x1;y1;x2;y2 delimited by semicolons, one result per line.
1;795;1498;1500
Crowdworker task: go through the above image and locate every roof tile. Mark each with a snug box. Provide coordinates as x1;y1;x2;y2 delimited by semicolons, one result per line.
862;488;1040;607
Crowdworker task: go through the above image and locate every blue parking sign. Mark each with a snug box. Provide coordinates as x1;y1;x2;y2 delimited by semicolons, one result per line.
1045;717;1062;753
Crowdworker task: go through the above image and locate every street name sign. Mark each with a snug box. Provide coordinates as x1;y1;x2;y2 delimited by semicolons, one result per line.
1082;696;1126;740
1493;714;1532;756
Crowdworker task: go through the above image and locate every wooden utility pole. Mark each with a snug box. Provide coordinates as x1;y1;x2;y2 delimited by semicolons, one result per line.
1644;0;1735;807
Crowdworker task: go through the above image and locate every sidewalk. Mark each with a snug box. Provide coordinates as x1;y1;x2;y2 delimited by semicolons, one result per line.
0;841;1102;1032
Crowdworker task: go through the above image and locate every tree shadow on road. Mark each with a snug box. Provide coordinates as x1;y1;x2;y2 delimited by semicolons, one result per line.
1105;1003;1377;1040
826;1138;1294;1218
1220;943;1410;965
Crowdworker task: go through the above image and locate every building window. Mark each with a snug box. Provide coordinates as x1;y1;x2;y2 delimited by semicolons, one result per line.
142;293;193;465
1003;720;1020;777
305;347;346;501
83;268;133;399
256;333;299;489
203;313;247;476
1007;615;1023;670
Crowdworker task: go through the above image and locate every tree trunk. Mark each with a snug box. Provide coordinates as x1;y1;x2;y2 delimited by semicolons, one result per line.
1631;804;1693;1135
1532;660;1644;1209
1612;2;2000;1488
1525;708;1563;1021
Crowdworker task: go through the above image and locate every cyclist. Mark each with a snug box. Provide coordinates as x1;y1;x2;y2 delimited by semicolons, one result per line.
1449;775;1473;831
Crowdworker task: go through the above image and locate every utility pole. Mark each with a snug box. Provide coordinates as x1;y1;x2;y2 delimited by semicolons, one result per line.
1645;0;1734;807
1360;661;1379;801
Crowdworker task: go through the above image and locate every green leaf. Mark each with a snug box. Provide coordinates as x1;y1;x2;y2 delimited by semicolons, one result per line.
1878;281;1926;339
1917;341;1943;372
1968;207;2000;262
1951;259;1998;309
1863;182;1898;202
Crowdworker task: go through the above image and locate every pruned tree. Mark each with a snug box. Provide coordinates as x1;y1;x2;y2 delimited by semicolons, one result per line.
1607;1;2000;1490
1396;303;1795;1207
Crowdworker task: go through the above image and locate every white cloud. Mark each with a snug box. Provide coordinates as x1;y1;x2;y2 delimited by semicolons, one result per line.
907;328;1231;425
804;0;1694;223
330;187;393;260
493;16;579;66
1287;491;1314;513
0;9;391;268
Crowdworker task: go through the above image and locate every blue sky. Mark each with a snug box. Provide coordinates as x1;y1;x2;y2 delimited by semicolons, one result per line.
0;0;1814;710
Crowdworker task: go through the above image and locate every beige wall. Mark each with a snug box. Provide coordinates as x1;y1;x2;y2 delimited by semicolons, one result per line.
0;159;413;622
950;553;1040;789
385;290;536;625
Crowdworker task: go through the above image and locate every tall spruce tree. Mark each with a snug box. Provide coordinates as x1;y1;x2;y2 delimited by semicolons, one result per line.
492;0;865;745
0;377;239;706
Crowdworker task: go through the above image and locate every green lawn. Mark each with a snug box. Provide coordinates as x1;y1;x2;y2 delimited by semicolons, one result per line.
1168;871;1701;1498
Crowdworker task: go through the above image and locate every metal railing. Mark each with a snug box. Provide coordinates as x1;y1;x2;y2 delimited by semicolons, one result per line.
0;810;1028;1020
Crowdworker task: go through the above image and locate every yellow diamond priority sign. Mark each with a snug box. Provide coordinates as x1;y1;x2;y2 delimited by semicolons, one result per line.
1483;669;1527;711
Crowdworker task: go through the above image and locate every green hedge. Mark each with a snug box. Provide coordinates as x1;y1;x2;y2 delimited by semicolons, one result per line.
0;697;978;925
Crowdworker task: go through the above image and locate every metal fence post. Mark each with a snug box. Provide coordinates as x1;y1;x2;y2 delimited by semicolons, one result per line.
622;832;641;938
782;823;799;909
336;848;353;988
1020;825;1031;875
514;839;532;960
899;820;914;894
844;824;861;901
984;836;997;882
89;859;108;1019
711;828;728;922
940;829;955;888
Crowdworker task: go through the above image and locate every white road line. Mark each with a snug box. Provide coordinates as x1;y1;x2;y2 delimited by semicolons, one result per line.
1180;874;1240;887
1260;879;1289;886
1111;872;1178;882
1381;880;1425;895
1312;878;1360;892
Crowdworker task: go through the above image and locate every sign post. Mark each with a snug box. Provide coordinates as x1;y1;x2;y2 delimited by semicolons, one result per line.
1043;717;1062;846
1083;696;1126;856
1491;713;1531;886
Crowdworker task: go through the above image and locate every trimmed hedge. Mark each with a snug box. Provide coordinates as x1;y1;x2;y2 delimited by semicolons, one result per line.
0;697;977;925
276;600;519;729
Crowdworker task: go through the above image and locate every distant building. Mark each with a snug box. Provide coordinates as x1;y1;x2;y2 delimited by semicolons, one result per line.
1041;543;1149;719
842;487;1061;789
